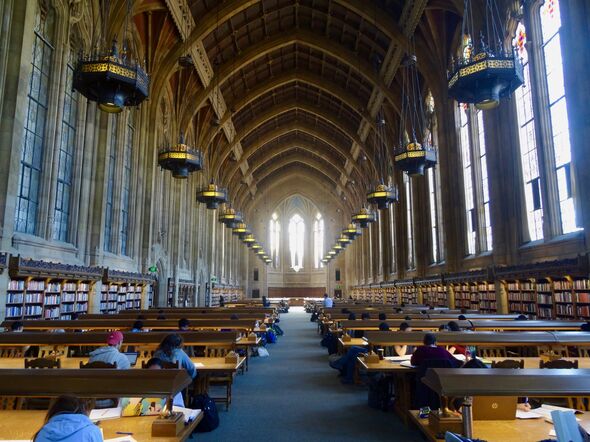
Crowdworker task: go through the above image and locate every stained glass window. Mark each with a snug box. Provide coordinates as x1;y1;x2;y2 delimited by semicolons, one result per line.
288;214;305;272
513;21;544;241
313;213;324;269
404;174;414;269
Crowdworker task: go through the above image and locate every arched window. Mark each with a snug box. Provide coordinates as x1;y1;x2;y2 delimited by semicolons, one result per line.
513;21;543;241
313;213;324;268
269;212;280;268
288;214;305;272
404;175;414;269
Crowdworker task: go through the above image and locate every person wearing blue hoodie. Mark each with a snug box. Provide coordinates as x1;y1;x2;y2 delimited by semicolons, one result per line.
153;333;196;379
34;395;102;442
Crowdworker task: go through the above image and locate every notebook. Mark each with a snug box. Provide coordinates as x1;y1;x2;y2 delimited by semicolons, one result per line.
472;396;517;420
123;352;139;366
120;397;167;416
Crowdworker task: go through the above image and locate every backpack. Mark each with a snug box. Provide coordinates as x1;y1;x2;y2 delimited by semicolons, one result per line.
320;332;338;355
310;312;319;322
191;394;219;432
266;330;277;343
368;373;393;411
271;324;284;336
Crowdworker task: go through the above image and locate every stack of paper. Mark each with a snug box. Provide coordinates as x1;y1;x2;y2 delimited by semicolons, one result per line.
172;406;202;423
89;406;122;422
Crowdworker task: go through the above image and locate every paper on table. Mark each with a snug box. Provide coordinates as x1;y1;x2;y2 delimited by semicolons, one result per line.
89;406;122;422
104;437;138;442
400;360;415;368
516;410;543;419
194;362;205;368
534;405;582;423
172;405;202;423
385;355;412;362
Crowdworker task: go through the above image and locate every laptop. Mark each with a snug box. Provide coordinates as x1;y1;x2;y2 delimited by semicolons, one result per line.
123;352;139;367
473;396;517;420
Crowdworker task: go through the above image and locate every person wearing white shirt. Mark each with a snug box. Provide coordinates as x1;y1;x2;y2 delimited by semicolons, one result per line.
323;293;333;308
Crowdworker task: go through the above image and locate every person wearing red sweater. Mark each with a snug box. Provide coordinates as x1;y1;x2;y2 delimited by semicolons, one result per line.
410;333;461;367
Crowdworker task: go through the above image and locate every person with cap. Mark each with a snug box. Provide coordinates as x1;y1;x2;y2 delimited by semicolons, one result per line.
88;331;131;369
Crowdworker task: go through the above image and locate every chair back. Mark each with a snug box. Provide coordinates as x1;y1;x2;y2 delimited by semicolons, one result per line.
205;345;234;358
491;359;524;369
539;359;578;369
80;361;117;369
0;348;23;358
140;360;179;369
479;347;507;358
24;358;61;369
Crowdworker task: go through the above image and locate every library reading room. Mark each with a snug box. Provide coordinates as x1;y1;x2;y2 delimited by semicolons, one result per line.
0;0;589;441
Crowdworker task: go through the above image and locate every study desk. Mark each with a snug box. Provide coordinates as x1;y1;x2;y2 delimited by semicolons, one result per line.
408;409;587;442
337;337;368;353
0;410;201;442
337;320;584;332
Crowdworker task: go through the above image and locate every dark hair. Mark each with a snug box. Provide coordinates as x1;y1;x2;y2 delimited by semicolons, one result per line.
348;312;357;321
401;303;406;307
378;322;390;331
378;313;387;321
324;293;328;297
447;321;461;332
515;314;528;321
44;395;89;423
361;313;370;320
10;321;23;331
423;333;437;346
404;316;412;321
438;324;449;331
230;314;239;320
396;308;403;313
144;357;163;369
71;312;79;320
458;315;467;320
399;322;411;331
133;320;144;330
178;318;190;329
158;334;183;357
581;322;590;332
421;310;427;315
463;358;488;369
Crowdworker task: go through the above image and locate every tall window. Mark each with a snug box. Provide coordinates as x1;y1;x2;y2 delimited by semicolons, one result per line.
120;113;134;255
269;212;280;268
459;105;492;254
513;22;543;241
404;175;414;269
15;16;54;234
540;0;577;234
388;201;396;273
288;214;305;272
53;61;77;242
427;167;440;262
104;116;117;252
313;213;324;268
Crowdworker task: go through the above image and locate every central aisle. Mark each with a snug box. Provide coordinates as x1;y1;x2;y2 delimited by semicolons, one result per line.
197;308;422;441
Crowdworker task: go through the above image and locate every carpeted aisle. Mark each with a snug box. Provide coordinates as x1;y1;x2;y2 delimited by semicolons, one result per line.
195;307;423;441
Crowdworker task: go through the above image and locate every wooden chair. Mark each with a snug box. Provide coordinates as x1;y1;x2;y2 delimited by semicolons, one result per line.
479;347;507;358
80;361;117;369
538;345;569;358
539;359;580;408
204;345;234;411
0;348;23;358
577;346;590;358
0;396;23;410
491;359;524;369
25;357;61;369
80;361;117;408
539;359;578;369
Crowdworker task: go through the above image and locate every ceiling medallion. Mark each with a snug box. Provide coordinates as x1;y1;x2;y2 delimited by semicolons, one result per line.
196;181;228;209
158;135;202;179
352;207;376;228
367;183;399;210
447;0;523;109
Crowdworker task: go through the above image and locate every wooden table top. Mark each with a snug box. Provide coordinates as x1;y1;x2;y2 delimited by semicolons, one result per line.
338;338;368;347
1;319;258;331
337;319;584;331
0;356;245;372
408;409;578;442
0;410;200;441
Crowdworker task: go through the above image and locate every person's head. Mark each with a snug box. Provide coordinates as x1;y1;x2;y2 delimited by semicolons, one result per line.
230;314;239;320
71;312;79;320
421;310;427;315
399;322;412;332
460;308;467;314
361;312;370;320
581;322;590;332
438;324;448;331
178;318;190;330
158;333;183;356
132;320;144;331
447;321;461;332
348;312;356;321
107;331;124;349
396;308;403;313
458;314;467;321
379;322;390;331
324;294;328;298
429;306;435;310
144;357;164;369
44;395;89;422
378;313;386;321
10;321;24;332
515;314;528;321
423;333;437;346
404;316;412;321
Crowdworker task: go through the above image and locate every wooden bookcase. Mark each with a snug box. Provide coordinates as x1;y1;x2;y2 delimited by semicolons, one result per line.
397;279;418;304
416;276;447;308
101;269;154;314
210;285;244;307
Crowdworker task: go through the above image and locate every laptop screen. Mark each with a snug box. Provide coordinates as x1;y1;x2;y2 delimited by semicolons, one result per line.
123;352;139;366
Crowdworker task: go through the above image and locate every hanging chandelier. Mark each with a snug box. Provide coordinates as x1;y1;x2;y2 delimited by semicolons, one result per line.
352;207;376;228
219;205;243;228
448;0;523;110
196;181;228;209
337;234;351;246
251;243;262;251
394;51;437;176
232;222;249;237
343;223;361;239
367;183;399;210
73;1;148;113
157;135;202;179
242;234;256;246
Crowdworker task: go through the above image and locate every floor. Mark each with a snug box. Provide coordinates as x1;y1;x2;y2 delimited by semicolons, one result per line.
196;307;423;441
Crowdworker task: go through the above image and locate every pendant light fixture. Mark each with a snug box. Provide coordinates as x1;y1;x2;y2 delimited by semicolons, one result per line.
73;0;148;113
448;0;523;110
343;223;361;239
352;207;376;228
218;205;243;228
158;133;203;179
394;47;437;176
367;108;398;209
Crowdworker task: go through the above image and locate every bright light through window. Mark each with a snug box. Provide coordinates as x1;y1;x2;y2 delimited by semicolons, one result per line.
269;213;280;268
289;214;305;272
313;213;324;268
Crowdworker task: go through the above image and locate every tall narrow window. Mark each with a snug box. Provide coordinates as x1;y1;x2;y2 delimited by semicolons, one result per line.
404;175;414;269
477;110;492;251
120;113;134;256
540;0;577;233
53;61;78;242
388;201;396;273
104;116;117;252
513;22;543;241
15;17;54;234
427;167;439;262
269;212;280;268
288;214;305;272
459;106;476;255
313;213;324;268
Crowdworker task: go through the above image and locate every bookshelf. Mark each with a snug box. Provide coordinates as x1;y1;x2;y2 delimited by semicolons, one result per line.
101;269;154;314
384;286;398;304
536;278;553;319
504;279;537;317
478;282;497;313
210;285;244;307
177;280;196;307
397;280;417;304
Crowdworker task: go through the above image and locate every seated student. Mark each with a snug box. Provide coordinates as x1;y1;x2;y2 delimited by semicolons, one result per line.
157;309;166;320
515;314;528;321
219;295;225;307
262;296;270;307
10;321;24;332
131;320;144;332
154;334;196;379
361;312;371;320
34;395;101;442
379;322;390;331
88;331;131;369
458;314;467;320
410;333;460;367
323;293;333;308
329;345;368;384
144;357;184;407
230;314;239;320
394;322;414;356
581;322;590;332
178;318;190;331
378;313;387;321
395;308;403;313
446;321;467;356
347;312;357;321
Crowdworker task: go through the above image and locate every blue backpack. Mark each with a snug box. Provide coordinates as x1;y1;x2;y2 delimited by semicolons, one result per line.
266;329;278;343
191;393;219;432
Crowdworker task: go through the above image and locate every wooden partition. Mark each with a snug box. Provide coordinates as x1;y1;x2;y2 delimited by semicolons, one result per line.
268;287;326;298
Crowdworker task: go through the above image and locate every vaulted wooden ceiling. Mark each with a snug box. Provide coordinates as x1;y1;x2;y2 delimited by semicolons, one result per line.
121;0;465;214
